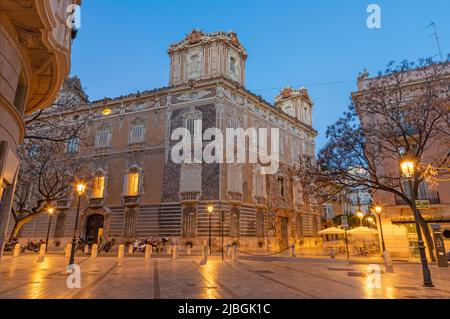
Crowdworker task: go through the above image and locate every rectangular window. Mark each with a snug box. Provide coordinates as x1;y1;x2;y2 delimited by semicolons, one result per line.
126;173;140;196
66;137;79;153
129;125;144;144
92;176;105;199
96;130;110;148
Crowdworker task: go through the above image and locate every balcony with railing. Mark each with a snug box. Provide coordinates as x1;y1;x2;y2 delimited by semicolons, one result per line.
88;197;104;208
395;192;441;206
227;192;243;203
180;192;201;203
56;199;70;210
123;195;140;207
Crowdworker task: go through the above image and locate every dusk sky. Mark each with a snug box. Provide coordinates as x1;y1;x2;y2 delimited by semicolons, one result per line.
71;0;450;150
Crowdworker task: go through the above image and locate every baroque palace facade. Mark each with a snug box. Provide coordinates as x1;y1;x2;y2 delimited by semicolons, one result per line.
17;30;320;252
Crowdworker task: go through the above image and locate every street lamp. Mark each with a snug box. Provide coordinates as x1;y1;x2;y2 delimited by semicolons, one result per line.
45;206;55;252
367;216;374;227
207;205;214;255
400;158;433;287
69;180;86;266
356;209;364;227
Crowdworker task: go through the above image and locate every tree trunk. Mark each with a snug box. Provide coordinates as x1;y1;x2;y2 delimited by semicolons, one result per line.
417;212;436;262
9;211;44;241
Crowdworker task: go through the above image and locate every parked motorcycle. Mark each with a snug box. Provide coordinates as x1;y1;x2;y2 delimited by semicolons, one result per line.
98;238;115;254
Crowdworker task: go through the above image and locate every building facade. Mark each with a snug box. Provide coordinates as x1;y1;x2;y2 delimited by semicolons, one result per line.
0;0;80;255
16;30;320;252
353;66;450;260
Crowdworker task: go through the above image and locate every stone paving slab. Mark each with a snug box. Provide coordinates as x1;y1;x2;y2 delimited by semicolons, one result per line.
0;255;448;299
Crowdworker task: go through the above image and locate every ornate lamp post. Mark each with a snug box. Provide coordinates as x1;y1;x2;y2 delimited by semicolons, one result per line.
69;181;86;266
207;205;214;255
45;206;55;252
400;157;433;287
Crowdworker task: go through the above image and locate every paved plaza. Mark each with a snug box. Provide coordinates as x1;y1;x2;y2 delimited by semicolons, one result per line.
0;254;449;299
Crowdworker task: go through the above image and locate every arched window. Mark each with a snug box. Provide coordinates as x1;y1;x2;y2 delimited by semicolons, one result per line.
182;206;197;238
54;212;66;238
229;57;236;74
96;124;111;148
92;173;106;199
124;168;140;196
66;136;79;153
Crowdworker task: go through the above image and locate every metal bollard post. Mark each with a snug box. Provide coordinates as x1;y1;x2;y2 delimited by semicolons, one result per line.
232;244;238;261
128;245;134;255
118;244;125;259
13;243;21;257
84;245;89;255
167;245;172;255
290;244;296;257
65;243;72;258
37;244;46;263
187;246;191;255
172;245;178;260
145;244;152;259
200;244;208;265
91;244;98;258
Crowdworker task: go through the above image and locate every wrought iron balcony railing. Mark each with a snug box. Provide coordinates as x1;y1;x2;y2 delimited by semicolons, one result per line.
395;192;441;206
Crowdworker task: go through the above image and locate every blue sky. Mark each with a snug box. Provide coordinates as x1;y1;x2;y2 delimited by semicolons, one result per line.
71;0;450;150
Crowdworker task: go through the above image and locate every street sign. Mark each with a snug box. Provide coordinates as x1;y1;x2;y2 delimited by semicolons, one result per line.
415;200;430;209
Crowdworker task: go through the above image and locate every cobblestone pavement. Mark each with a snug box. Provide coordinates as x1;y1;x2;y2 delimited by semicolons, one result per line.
0;254;449;299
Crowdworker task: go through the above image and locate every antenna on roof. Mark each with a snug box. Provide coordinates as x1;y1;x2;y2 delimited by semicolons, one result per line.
425;22;443;61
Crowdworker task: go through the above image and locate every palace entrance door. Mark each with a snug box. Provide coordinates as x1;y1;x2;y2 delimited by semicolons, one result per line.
85;214;104;244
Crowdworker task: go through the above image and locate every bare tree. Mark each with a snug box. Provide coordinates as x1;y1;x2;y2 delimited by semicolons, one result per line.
306;58;449;260
8;77;91;240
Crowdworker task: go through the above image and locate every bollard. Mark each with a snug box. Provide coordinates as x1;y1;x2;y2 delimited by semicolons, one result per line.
37;244;46;263
91;244;98;258
84;245;89;255
118;244;125;260
232;244;238;261
226;244;231;256
65;243;72;258
200;244;208;265
290;244;296;257
187;246;191;255
329;248;336;259
383;250;394;273
13;243;21;257
172;245;178;260
167;245;172;255
145;244;152;259
128;245;134;255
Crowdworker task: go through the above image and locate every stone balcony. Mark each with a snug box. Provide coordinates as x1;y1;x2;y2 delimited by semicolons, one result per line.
123;195;140;208
227;192;243;204
88;197;104;209
254;196;267;207
180;192;201;203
